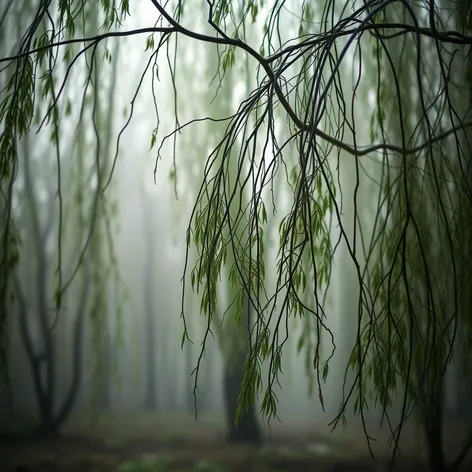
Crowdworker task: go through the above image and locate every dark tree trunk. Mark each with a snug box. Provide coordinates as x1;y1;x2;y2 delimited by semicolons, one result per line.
16;286;59;437
14;265;89;438
223;301;261;444
424;382;448;472
223;347;261;444
1;378;16;417
35;417;60;437
457;365;472;419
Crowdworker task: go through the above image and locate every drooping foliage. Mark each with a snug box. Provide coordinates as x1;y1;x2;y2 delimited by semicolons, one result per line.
0;0;124;425
354;2;472;467
1;0;472;463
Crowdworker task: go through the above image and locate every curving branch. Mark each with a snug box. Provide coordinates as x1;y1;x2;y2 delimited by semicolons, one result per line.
1;10;471;161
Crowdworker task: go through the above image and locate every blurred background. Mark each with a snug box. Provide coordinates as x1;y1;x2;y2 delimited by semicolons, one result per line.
0;1;471;471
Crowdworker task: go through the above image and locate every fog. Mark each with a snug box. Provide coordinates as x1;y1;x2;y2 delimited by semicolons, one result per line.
1;1;471;471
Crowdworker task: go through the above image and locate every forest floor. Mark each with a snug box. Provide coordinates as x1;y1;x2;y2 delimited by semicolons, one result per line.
0;411;470;472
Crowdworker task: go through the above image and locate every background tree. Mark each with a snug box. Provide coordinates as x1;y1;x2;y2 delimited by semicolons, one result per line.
356;2;472;470
168;7;263;440
1;0;123;435
141;189;158;411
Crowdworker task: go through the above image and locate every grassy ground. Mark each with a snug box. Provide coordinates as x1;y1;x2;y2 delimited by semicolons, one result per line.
0;411;468;471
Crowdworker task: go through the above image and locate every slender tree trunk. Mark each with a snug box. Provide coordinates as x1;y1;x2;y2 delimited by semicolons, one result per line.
184;341;194;413
424;382;447;472
204;339;215;412
458;373;472;419
99;333;111;410
41;268;89;436
143;279;157;410
16;289;59;437
223;348;261;444
223;306;261;444
143;194;157;410
15;265;89;437
4;381;15;417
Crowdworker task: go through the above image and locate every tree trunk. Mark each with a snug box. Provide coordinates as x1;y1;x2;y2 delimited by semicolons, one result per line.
184;341;194;413
143;194;157;410
143;301;157;410
223;302;261;444
99;334;111;410
98;285;112;410
35;417;60;437
223;346;261;444
16;284;59;437
456;363;472;419
203;340;216;412
15;265;88;438
424;382;448;472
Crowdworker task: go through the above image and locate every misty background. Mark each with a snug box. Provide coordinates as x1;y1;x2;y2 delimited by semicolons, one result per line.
0;1;471;469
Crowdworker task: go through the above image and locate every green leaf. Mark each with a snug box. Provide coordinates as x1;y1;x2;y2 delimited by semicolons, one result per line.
261;202;267;223
65;99;72;117
322;363;329;381
251;3;259;23
150;129;157;150
296;335;304;353
120;0;130;17
145;35;155;52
